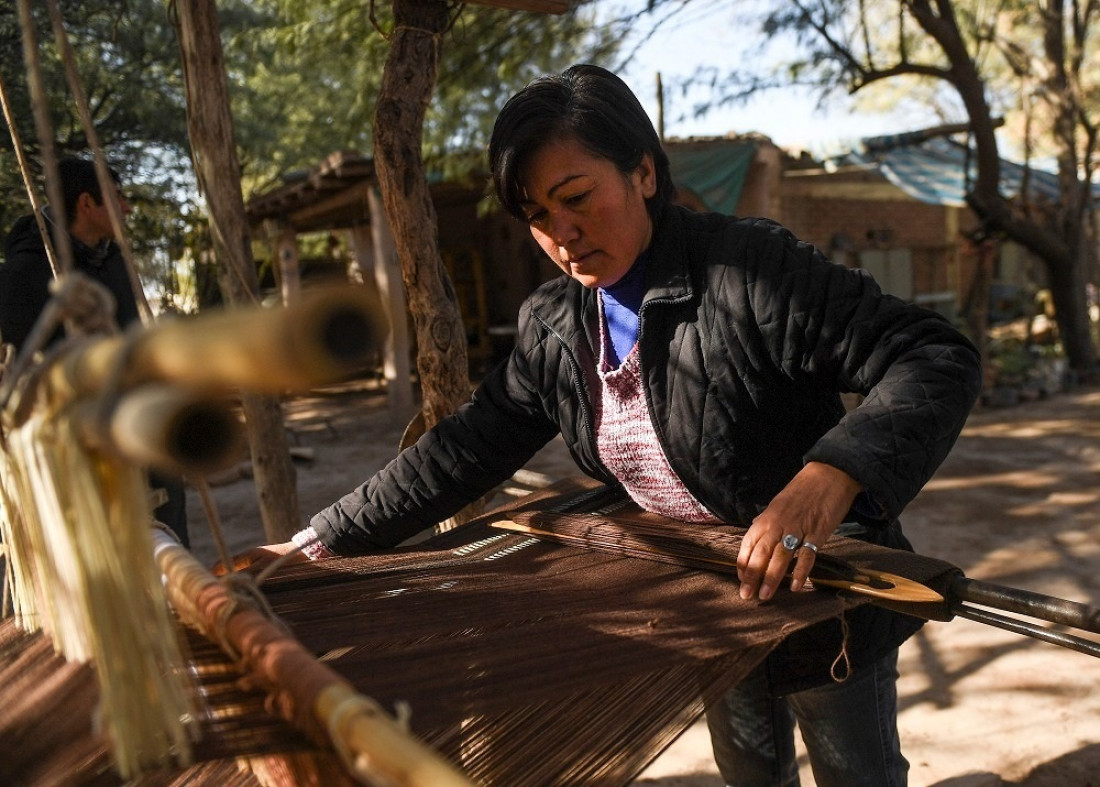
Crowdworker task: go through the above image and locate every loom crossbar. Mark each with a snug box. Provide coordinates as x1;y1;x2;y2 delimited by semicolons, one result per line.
945;576;1100;658
506;483;1100;660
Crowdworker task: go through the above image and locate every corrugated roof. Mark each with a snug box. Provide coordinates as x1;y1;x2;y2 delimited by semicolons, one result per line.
826;135;1073;207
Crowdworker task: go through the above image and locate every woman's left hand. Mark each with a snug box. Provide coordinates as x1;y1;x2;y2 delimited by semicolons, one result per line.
736;462;864;601
211;540;309;576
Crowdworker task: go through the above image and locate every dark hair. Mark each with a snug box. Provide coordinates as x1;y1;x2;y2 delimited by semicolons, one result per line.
57;156;121;223
488;64;675;221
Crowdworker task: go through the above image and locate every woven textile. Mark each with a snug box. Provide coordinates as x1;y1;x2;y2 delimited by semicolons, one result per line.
0;478;961;786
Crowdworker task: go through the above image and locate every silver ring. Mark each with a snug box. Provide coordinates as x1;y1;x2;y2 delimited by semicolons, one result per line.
800;541;818;554
781;534;801;551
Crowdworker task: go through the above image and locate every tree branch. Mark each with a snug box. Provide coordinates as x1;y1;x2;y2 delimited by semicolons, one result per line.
854;61;952;91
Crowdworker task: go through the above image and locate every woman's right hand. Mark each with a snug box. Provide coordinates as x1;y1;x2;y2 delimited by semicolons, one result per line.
212;540;310;576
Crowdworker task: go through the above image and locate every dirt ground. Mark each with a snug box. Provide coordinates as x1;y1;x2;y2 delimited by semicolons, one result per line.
187;382;1100;787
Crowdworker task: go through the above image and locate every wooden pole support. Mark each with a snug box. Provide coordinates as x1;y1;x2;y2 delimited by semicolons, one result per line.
151;530;475;786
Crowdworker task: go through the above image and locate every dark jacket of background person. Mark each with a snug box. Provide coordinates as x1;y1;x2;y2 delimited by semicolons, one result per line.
310;204;982;691
1;210;139;351
1;205;188;548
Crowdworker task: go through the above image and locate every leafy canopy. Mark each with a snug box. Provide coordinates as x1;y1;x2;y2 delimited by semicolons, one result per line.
1;0;619;308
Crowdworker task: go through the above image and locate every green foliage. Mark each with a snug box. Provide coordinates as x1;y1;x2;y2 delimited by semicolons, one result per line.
225;0;619;194
1;0;618;312
0;0;196;308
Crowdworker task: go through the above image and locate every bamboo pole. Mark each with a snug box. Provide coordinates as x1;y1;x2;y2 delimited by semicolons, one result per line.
16;0;71;279
44;0;153;324
8;285;381;427
151;530;476;787
0;70;58;277
77;384;245;476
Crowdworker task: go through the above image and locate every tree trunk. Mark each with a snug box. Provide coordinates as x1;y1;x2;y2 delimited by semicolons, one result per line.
1041;0;1097;374
963;238;993;362
174;0;300;542
907;0;1096;373
372;0;470;429
372;0;486;527
1045;228;1096;373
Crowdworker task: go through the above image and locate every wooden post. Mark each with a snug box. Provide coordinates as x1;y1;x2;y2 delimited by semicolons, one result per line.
656;71;664;142
364;189;414;417
345;225;367;286
276;225;301;306
174;0;300;542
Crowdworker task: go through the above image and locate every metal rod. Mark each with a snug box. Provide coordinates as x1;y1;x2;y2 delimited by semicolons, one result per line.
953;604;1100;659
949;576;1100;635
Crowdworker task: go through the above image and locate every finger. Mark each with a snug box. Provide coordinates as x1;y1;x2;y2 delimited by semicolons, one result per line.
737;535;773;600
213;551;260;576
736;531;756;579
233;552;259;572
759;540;797;601
789;543;818;592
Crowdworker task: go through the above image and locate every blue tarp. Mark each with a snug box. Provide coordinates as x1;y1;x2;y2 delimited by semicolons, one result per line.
825;134;1080;207
666;140;759;215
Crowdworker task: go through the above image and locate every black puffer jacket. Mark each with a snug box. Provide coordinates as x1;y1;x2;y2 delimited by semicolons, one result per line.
313;205;982;691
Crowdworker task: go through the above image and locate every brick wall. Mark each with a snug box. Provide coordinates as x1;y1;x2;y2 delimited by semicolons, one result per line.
776;170;995;315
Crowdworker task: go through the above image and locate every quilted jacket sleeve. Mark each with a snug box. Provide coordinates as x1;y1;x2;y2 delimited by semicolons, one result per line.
310;302;561;554
0;216;55;351
742;219;982;519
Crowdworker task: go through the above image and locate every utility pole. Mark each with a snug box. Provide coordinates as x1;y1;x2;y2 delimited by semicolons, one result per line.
656;71;665;141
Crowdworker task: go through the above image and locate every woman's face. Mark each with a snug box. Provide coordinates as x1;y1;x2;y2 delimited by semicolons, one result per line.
519;135;656;289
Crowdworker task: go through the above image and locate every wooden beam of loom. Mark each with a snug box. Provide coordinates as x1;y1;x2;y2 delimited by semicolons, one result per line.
151;530;475;787
90;383;246;476
492;516;946;604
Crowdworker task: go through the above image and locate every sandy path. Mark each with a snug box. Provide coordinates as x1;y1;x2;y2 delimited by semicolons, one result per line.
188;384;1100;787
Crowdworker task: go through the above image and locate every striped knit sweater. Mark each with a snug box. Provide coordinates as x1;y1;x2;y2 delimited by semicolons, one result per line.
290;290;723;560
594;294;719;524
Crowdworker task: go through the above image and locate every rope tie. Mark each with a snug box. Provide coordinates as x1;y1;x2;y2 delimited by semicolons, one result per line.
326;691;414;783
221;572;290;635
50;272;119;340
204;586;243;662
254;537;314;586
830;609;852;683
189;476;295;653
194;478;234;576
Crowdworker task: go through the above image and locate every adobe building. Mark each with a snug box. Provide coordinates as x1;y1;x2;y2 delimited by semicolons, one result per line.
777;131;1051;330
244;150;560;413
243;140;788;394
245;132;1053;408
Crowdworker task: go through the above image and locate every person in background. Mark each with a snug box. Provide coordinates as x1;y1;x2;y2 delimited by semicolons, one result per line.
1;156;189;548
237;65;981;786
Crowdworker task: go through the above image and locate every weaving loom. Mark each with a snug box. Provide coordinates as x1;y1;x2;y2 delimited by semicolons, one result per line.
1;476;971;786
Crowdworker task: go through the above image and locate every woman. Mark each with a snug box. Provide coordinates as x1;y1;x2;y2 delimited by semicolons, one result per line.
246;65;981;786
